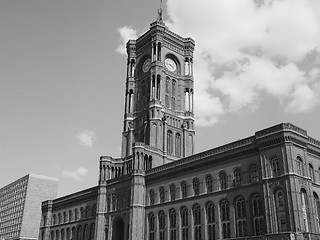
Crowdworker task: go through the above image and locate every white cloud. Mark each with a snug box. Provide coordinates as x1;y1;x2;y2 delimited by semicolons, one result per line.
61;167;88;182
116;26;138;55
76;129;96;149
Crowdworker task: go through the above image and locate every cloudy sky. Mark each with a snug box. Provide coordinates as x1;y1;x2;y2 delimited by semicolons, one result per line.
1;0;319;197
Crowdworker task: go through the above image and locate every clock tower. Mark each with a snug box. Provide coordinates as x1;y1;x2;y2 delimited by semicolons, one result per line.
121;12;195;167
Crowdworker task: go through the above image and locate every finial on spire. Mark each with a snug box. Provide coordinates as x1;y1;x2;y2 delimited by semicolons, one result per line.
157;0;164;23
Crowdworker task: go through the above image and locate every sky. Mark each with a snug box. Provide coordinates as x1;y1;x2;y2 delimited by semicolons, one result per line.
0;0;320;197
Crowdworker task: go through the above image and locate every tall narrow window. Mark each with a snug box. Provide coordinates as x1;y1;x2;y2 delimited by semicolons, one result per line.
250;165;259;183
274;190;287;232
301;189;310;232
63;212;67;223
219;172;227;190
83;225;89;240
66;228;71;240
69;210;73;222
313;192;320;229
75;209;79;220
193;204;202;240
165;77;170;108
296;157;303;176
167;130;173;155
171;80;176;110
271;157;280;177
206;202;215;240
149;190;155;205
159;211;165;240
252;194;264;235
159;187;165;203
220;200;230;239
181;181;187;199
193;178;200;196
309;163;315;182
61;229;65;240
148;213;155;240
181;207;189;240
206;175;213;193
170;184;176;201
234;169;242;187
169;209;177;240
175;133;181;157
235;197;247;237
77;226;82;240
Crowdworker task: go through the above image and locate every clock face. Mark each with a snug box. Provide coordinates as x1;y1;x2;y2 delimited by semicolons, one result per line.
142;58;151;72
165;58;177;72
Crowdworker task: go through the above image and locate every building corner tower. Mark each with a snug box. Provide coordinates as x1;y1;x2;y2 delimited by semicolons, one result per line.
121;12;196;167
96;9;195;240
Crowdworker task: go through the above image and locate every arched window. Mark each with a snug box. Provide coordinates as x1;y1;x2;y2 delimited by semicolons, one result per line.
159;187;165;203
219;172;227;190
169;209;177;240
313;192;320;229
80;207;84;219
92;204;96;217
309;163;315;182
171;80;176;110
149;190;155;205
181;181;187;199
165;77;170;108
148;213;155;240
106;197;111;212
170;184;176;201
77;226;82;240
206;202;215;240
112;195;116;211
250;165;259;183
53;214;57;225
72;227;75;240
220;200;230;239
167;130;173;155
193;204;202;240
271;157;280;177
175;133;181;157
296;157;303;176
89;223;95;240
63;211;67;223
66;228;71;240
252;194;264;235
61;229;65;240
301;188;310;232
85;206;90;219
159;211;166;240
69;210;73;222
235;197;246;237
234;169;242;187
181;207;189;240
206;174;213;193
51;231;54;240
75;209;79;220
56;230;60;240
274;190;287;232
193;178;200;196
83;225;89;240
